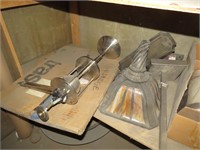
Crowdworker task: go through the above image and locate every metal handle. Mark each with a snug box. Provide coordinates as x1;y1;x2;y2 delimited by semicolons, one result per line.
20;81;52;94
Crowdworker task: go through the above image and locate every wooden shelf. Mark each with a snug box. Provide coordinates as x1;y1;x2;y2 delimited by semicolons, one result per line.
95;109;159;149
1;44;193;149
1;1;198;149
20;43;195;150
1;0;200;14
94;110;190;150
0;45;119;135
0;0;40;9
0;13;23;79
91;0;200;14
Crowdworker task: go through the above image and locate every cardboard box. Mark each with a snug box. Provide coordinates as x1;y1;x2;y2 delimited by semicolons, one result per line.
168;106;200;149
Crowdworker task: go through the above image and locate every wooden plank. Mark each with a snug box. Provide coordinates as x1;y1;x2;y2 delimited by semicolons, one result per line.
94;110;159;150
195;43;200;70
90;0;200;14
2;2;72;64
196;43;200;60
195;60;200;70
0;50;13;90
94;110;191;150
0;13;23;78
69;1;80;46
2;0;199;14
0;0;39;9
0;45;119;135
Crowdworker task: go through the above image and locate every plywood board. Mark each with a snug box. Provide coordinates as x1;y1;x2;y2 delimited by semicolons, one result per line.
94;110;159;149
0;13;23;78
195;60;200;70
196;43;200;60
2;2;72;64
0;0;39;9
0;45;119;135
91;0;200;14
69;1;80;46
94;110;191;150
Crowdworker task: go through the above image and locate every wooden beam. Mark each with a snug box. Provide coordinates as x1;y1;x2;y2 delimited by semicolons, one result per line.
195;60;200;70
196;43;200;60
90;0;200;14
0;13;24;78
69;1;80;46
0;0;39;9
195;43;200;70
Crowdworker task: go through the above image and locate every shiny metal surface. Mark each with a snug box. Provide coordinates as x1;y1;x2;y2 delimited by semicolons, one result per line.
97;36;121;60
51;77;67;91
19;82;52;94
20;35;121;122
159;74;167;149
75;56;100;81
35;106;49;122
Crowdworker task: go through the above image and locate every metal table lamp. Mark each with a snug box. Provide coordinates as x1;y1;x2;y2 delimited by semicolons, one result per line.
99;40;160;129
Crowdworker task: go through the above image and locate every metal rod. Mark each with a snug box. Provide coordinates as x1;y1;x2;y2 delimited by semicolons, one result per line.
77;60;96;79
95;39;117;63
20;82;52;94
69;65;80;75
78;42;116;79
159;72;168;150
